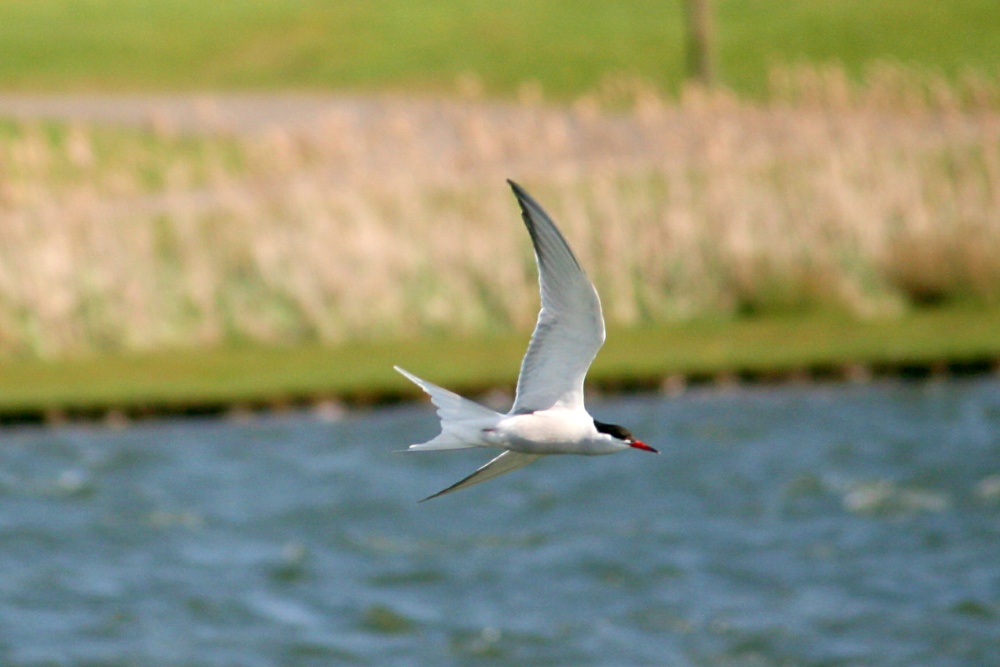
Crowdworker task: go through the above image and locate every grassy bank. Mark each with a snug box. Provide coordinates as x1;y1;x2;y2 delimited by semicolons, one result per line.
0;1;997;96
1;305;998;421
1;64;998;415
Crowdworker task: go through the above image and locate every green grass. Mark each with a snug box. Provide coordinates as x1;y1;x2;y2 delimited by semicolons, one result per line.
0;1;996;96
718;1;1000;92
0;3;997;415
1;305;997;417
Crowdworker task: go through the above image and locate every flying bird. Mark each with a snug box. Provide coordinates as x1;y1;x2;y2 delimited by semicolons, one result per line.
396;180;657;501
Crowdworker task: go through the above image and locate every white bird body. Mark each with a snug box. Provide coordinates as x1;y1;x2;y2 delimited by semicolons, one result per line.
490;410;628;456
396;181;657;501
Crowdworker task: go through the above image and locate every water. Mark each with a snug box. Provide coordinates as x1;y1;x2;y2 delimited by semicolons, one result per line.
1;379;999;666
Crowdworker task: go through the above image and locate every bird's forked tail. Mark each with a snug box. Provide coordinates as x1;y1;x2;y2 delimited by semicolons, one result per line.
394;366;503;451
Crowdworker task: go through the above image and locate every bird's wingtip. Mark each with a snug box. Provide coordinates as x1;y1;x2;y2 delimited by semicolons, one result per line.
417;489;446;503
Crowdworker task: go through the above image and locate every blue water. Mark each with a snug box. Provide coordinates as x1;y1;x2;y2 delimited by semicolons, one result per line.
1;379;999;666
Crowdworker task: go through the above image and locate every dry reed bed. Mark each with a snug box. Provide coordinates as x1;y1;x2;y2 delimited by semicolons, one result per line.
0;65;998;358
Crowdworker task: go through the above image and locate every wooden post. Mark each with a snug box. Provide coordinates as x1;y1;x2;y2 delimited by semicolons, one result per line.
683;0;715;87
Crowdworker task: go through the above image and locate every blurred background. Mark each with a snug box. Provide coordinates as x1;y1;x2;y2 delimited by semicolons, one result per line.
0;1;997;370
0;2;999;666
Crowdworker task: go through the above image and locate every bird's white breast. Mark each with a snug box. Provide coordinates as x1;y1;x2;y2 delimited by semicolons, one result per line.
489;408;626;455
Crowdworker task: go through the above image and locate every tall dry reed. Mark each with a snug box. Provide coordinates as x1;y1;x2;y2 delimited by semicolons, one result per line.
0;64;998;358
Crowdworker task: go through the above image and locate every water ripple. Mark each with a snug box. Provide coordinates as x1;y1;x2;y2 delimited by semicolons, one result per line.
0;380;998;665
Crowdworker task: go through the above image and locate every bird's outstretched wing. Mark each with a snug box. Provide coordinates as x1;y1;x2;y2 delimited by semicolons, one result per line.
507;180;605;414
419;450;541;502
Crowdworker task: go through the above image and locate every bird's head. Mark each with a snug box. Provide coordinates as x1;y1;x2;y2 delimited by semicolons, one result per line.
593;419;658;453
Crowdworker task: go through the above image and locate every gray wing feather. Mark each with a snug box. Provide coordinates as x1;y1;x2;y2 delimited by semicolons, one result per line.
419;450;541;502
507;180;605;413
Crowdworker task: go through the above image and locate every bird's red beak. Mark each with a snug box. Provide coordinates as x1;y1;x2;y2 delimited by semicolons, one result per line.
629;440;659;454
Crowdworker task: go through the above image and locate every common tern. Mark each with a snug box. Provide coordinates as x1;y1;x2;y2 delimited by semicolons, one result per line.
396;180;657;501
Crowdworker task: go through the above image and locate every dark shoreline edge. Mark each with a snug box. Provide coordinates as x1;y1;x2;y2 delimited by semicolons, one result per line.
5;357;998;428
3;305;999;426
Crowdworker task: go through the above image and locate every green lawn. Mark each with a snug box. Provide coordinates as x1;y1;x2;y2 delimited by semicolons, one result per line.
2;305;997;419
0;1;996;96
